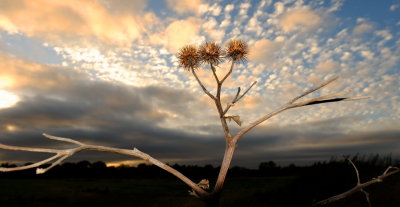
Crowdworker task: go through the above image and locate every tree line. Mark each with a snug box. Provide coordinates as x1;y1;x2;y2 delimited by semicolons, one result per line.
1;154;396;180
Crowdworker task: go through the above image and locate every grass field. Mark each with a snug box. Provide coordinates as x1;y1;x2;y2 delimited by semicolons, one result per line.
1;174;400;207
0;177;297;207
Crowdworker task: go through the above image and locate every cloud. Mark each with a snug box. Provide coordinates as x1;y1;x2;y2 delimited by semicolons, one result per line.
249;38;283;64
98;0;147;14
315;61;338;72
0;0;155;46
0;53;71;91
0;52;212;129
389;4;399;11
202;17;225;41
353;22;374;35
278;7;321;33
0;51;222;136
0;0;399;168
166;0;203;14
149;17;202;53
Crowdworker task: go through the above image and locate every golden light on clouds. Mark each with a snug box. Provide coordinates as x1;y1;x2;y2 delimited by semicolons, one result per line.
166;0;203;14
0;90;19;109
0;0;398;167
5;124;18;132
0;0;149;46
0;76;15;89
149;18;202;53
279;7;321;32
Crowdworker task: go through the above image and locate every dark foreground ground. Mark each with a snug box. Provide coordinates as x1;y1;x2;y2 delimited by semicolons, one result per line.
1;155;400;207
1;174;400;207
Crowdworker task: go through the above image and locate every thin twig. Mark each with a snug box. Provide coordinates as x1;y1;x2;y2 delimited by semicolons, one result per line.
383;166;399;175
361;189;372;207
220;61;234;84
346;156;361;185
289;75;339;104
0;153;63;172
222;81;257;116
43;133;84;145
191;68;216;101
210;64;220;83
206;63;233;140
237;81;257;101
233;87;241;102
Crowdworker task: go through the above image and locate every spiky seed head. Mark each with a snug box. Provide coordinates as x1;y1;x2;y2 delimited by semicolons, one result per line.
198;42;223;65
226;39;248;63
178;45;200;70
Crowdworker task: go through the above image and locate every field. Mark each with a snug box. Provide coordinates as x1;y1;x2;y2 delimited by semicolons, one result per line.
1;174;400;207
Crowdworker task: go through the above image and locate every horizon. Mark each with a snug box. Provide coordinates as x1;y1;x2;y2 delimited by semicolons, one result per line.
2;152;396;170
0;0;399;168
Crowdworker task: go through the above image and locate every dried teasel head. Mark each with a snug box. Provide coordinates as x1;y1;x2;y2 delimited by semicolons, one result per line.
178;45;201;71
198;42;223;65
225;39;248;63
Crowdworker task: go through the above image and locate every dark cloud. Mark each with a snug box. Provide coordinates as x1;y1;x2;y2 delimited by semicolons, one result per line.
0;59;225;166
1;57;399;168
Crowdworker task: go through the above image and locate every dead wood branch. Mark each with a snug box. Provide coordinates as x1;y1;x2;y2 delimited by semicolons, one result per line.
0;133;209;198
313;158;400;206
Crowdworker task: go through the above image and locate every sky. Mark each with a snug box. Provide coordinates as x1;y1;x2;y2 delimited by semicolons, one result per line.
0;0;399;168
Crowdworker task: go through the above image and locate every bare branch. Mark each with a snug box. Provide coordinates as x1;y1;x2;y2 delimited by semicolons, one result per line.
383;166;399;175
36;154;71;174
233;87;241;102
206;63;233;140
234;77;366;141
313;164;400;206
361;189;372;207
292;95;370;107
346;156;361;185
210;64;220;83
191;68;216;101
237;81;257;101
43;133;84;146
0;143;61;154
223;81;257;116
289;75;339;104
212;140;237;194
0;134;210;198
0;153;63;172
220;61;234;84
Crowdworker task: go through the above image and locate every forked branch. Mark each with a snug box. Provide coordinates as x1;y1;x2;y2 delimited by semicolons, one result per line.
1;39;373;205
222;81;257;116
0;133;209;198
312;158;400;206
233;76;369;141
213;75;368;195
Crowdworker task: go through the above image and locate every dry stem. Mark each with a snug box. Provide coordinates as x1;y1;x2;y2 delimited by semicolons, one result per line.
0;133;209;198
312;159;400;206
0;51;372;204
0;73;368;200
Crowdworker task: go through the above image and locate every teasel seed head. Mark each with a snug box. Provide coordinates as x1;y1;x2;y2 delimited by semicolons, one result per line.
178;45;201;70
198;42;223;66
226;39;248;63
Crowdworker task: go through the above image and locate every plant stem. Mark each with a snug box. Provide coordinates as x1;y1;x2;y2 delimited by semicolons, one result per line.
212;140;237;194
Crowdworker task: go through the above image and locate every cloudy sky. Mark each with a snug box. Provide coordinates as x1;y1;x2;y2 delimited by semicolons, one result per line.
0;0;399;168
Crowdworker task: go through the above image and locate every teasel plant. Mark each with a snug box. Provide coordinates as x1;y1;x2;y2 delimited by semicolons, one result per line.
1;38;393;206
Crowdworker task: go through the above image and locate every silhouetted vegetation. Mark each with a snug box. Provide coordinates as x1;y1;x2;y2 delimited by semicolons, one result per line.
1;154;399;206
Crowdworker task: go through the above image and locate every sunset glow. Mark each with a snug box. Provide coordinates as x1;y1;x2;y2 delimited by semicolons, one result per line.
0;0;399;167
0;90;19;109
